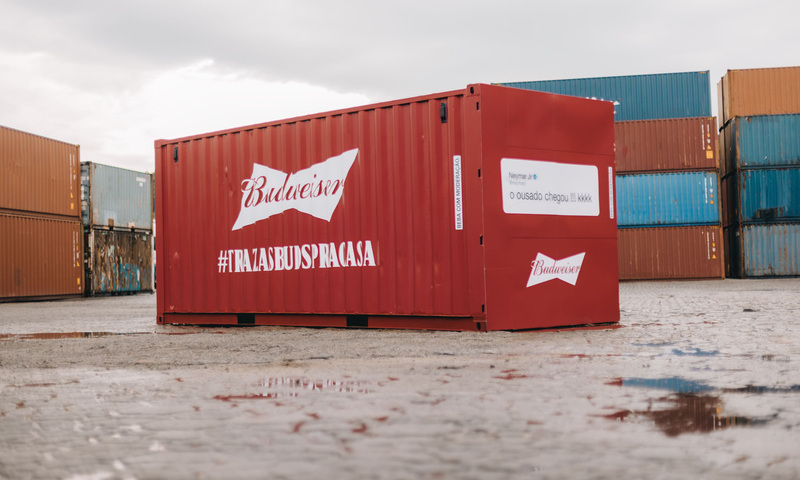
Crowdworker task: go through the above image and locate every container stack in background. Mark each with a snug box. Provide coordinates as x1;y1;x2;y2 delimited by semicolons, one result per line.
500;72;725;279
0;126;84;301
81;162;154;295
719;66;800;277
614;117;723;279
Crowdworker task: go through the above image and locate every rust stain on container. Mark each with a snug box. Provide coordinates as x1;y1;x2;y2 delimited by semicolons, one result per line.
85;228;153;295
0;125;80;218
615;117;718;173
718;66;800;126
618;226;724;280
0;212;84;300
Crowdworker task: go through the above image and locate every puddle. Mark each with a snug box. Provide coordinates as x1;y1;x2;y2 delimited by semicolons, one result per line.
609;377;800;394
723;384;800;394
604;393;774;437
629;344;721;357
760;354;791;362
0;332;152;341
213;377;372;403
609;377;715;393
0;330;227;341
670;348;720;357
559;353;622;359
603;376;797;436
5;380;80;388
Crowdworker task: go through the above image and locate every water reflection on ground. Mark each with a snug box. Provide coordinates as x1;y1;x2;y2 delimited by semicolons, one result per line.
604;376;794;436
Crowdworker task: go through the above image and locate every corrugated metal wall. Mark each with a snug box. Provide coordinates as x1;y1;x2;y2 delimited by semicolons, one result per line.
726;224;800;277
0;212;84;300
718;67;800;277
737;169;800;223
156;84;619;330
616;171;720;227
0;125;80;217
618;226;723;280
719;67;800;126
615;117;718;173
725;115;800;170
86;229;153;294
1;126;84;301
81;162;154;230
500;71;711;121
500;71;722;279
158;91;478;320
80;162;155;295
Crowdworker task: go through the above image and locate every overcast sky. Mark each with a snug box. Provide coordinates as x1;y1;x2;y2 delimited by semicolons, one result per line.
2;0;798;173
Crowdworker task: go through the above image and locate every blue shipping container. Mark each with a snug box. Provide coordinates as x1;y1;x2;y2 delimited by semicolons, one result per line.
726;115;800;171
737;168;800;223
81;162;154;230
616;171;720;227
736;223;800;277
500;71;711;121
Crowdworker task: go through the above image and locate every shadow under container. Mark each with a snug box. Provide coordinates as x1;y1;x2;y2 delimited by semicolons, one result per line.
155;84;618;331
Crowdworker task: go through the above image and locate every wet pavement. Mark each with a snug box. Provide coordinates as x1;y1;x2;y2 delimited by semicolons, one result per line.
1;279;799;479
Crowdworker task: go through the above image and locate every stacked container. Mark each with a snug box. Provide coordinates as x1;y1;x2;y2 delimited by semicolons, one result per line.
81;162;154;294
501;72;724;279
719;67;800;277
0;126;84;301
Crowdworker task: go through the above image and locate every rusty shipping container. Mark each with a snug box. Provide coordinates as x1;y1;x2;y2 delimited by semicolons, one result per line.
0;125;80;217
0;212;84;301
618;226;724;280
85;229;153;295
725;223;800;277
718;66;800;127
614;117;718;173
155;84;619;331
721;167;800;225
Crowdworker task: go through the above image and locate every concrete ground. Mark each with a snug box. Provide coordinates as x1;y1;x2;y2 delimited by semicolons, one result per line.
0;279;799;480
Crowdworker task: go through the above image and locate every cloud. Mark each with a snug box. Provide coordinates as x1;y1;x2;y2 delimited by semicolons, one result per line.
1;0;799;171
1;52;368;172
104;59;369;171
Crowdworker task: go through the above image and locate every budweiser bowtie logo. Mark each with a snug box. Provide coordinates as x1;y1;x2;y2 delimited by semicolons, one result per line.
232;149;359;230
526;252;586;287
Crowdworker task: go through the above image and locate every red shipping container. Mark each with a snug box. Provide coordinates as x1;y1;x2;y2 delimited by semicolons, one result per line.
155;84;618;330
614;117;718;173
618;226;724;280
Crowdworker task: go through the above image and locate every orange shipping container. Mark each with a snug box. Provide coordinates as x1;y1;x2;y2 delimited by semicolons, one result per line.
718;66;800;126
0;212;84;300
0;125;80;217
614;117;718;173
618;226;724;280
